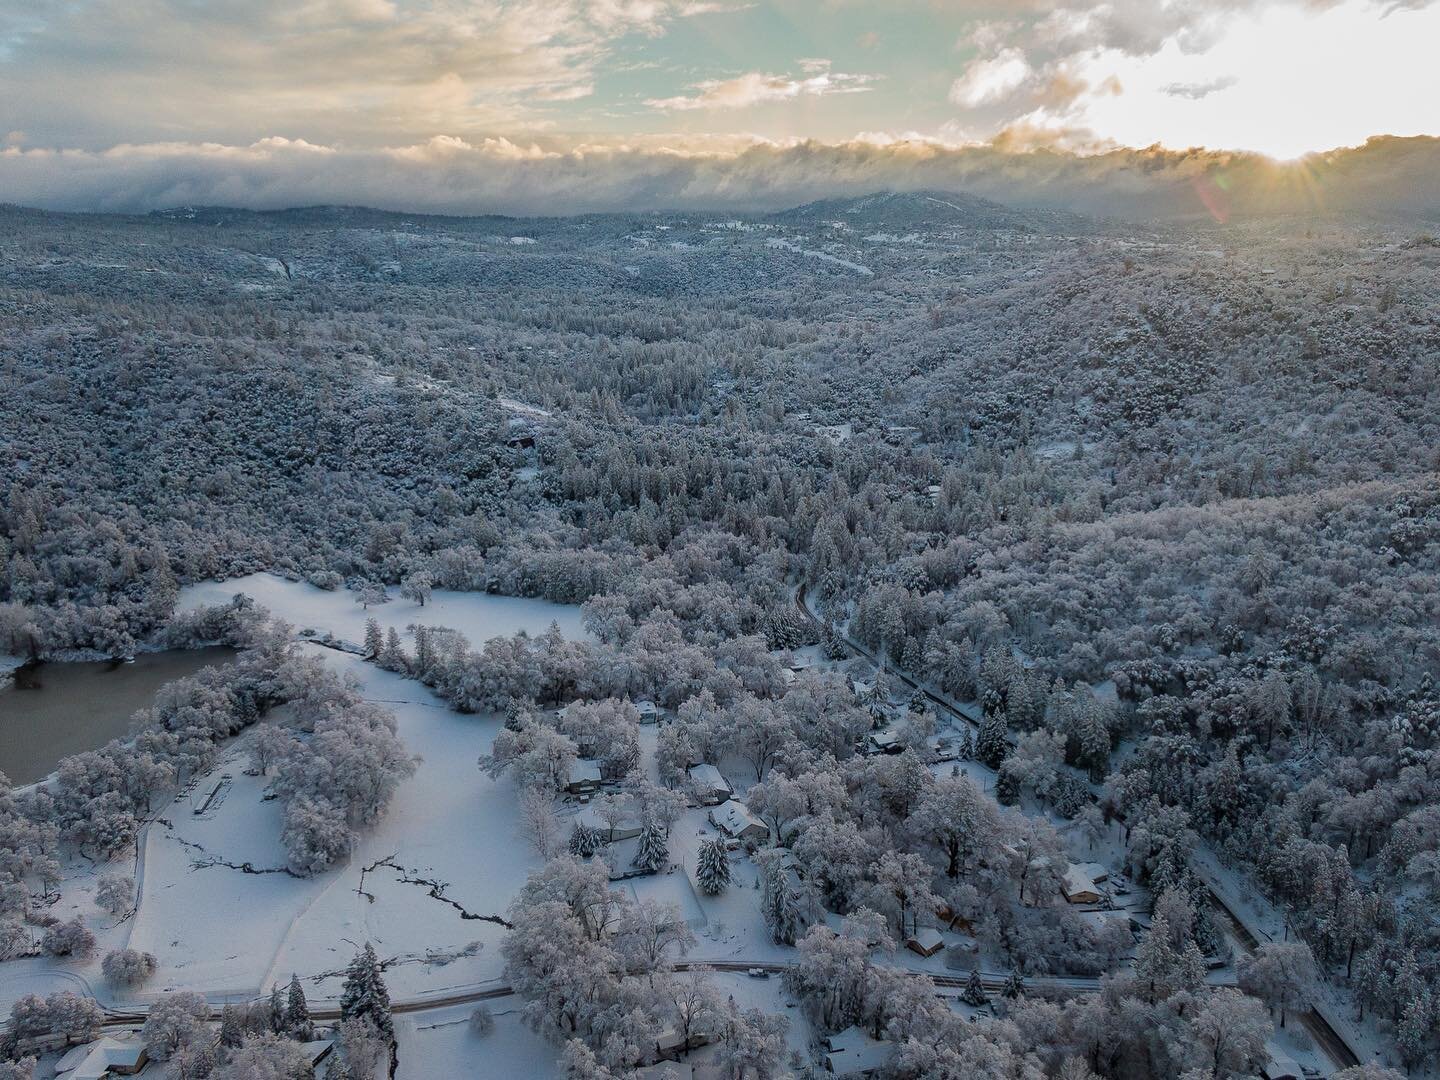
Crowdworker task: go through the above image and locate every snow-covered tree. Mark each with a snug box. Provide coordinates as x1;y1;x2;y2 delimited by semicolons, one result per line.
961;968;989;1007
101;948;157;987
568;821;601;858
339;942;393;1040
40;917;94;958
695;838;731;895
211;1031;318;1080
94;874;133;916
285;974;313;1041
1236;941;1317;1029
631;817;669;874
141;991;210;1062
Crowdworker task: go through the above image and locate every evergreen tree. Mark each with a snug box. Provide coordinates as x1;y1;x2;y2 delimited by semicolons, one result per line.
759;853;803;945
695;838;732;895
268;985;286;1033
1002;970;1026;999
568;822;600;858
363;617;383;659
219;1003;245;1049
413;626;435;676
379;627;407;672
339;942;393;1040
632;817;669;873
995;766;1020;806
285;973;313;1040
961;968;989;1007
976;710;1009;770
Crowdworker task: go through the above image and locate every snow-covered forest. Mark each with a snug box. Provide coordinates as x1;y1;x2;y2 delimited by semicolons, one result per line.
1;191;1438;1079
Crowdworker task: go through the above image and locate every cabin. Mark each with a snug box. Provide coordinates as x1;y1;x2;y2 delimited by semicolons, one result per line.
633;699;660;724
708;799;768;842
1061;862;1110;905
59;1035;149;1079
823;1026;892;1077
687;763;732;805
1260;1042;1303;1080
905;927;945;957
566;759;603;796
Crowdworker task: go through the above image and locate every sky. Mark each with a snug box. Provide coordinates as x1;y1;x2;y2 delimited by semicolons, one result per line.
1;0;1438;214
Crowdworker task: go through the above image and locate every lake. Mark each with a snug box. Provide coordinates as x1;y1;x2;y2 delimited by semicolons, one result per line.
0;647;239;785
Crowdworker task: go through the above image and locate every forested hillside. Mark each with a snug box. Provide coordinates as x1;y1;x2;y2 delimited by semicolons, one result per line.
3;193;1439;1076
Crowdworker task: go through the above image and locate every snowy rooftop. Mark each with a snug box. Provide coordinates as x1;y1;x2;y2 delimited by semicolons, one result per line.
59;1035;147;1080
687;763;729;791
825;1025;892;1075
708;799;766;838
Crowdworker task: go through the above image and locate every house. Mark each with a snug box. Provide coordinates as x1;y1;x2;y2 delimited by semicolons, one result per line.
575;803;642;842
633;700;660;724
1260;1043;1303;1080
865;729;903;755
905;927;945;957
1061;862;1110;905
824;1026;892;1077
708;799;768;842
566;759;603;796
687;763;732;805
58;1035;149;1079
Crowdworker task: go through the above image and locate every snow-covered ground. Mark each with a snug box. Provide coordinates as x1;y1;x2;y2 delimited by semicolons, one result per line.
179;573;588;647
126;647;544;1004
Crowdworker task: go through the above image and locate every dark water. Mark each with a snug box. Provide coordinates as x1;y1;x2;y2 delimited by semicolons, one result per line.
0;648;238;784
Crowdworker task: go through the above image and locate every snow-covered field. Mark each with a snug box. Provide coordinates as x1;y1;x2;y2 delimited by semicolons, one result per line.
179;573;588;649
124;646;542;1003
101;579;595;1004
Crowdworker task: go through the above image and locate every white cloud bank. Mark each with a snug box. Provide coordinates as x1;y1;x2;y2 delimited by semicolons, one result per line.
3;133;1438;221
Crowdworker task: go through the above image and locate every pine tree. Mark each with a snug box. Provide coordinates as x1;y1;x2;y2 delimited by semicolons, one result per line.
339;942;394;1040
961;968;989;1007
285;973;313;1040
219;1003;245;1048
995;766;1020;806
632;817;669;873
975;710;1009;770
379;627;407;672
268;985;286;1032
759;854;803;945
695;838;732;895
413;626;435;676
568;822;600;858
1002;970;1026;999
363;617;383;659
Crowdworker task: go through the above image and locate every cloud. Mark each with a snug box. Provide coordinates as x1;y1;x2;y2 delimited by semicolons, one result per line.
1161;75;1239;99
949;48;1033;107
3;132;1438;221
0;0;722;148
646;62;878;111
